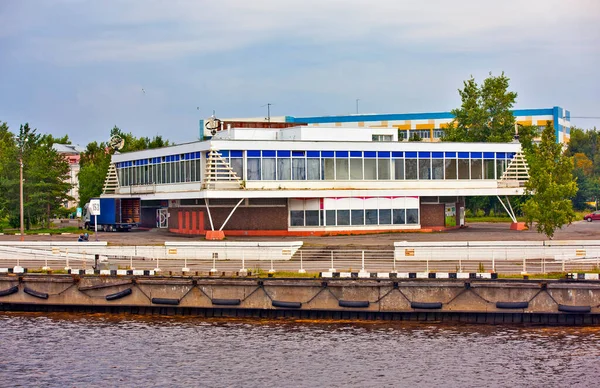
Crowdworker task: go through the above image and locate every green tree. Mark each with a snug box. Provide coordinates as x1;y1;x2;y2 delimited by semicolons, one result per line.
442;72;517;143
523;122;577;238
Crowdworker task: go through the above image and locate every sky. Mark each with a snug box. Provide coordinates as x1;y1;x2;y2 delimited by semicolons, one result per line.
1;0;599;147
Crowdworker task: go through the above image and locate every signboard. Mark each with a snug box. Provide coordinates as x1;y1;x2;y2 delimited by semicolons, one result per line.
89;199;101;216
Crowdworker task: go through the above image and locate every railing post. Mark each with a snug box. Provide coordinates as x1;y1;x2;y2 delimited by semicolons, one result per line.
64;248;70;271
299;250;306;274
329;251;336;273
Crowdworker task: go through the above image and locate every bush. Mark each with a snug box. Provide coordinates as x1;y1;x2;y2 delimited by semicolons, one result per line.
465;209;473;217
475;209;485;217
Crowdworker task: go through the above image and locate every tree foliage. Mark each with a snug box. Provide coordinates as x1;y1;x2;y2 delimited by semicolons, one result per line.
523;122;577;238
566;127;600;209
0;122;73;229
442;72;517;143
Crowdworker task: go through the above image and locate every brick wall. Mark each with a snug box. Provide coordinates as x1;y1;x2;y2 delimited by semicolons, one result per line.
420;204;445;227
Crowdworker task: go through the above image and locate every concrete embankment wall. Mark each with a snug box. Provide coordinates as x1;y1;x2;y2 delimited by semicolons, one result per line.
1;275;599;325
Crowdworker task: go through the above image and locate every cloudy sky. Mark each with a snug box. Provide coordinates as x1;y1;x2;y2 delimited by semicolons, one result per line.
1;0;599;146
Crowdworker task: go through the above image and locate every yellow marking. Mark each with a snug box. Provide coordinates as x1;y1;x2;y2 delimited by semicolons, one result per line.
536;120;549;126
576;249;586;257
393;124;411;130
416;123;434;130
405;249;415;257
168;248;177;255
52;247;60;254
381;120;388;126
439;123;449;128
358;122;365;127
335;122;342;127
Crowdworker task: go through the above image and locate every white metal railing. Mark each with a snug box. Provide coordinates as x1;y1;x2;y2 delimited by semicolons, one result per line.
1;241;599;275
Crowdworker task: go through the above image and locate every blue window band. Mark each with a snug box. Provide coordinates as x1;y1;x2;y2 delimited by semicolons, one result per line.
248;150;261;157
364;151;376;158
458;152;469;158
392;152;403;158
405;152;417;158
307;151;320;157
322;151;334;157
350;151;362;157
470;152;482;158
336;151;349;158
378;151;390;158
418;152;430;158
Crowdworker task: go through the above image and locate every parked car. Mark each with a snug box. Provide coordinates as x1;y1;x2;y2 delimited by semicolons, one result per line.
583;211;600;222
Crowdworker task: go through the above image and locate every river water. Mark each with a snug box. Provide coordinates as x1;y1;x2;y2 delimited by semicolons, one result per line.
0;313;599;388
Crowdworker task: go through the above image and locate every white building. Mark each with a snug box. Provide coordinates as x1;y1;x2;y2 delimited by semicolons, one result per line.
104;126;528;237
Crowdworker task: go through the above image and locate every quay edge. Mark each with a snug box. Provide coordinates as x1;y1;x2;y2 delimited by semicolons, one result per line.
1;275;599;325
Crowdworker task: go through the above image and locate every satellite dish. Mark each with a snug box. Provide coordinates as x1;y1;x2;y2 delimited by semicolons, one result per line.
205;116;221;136
109;135;125;151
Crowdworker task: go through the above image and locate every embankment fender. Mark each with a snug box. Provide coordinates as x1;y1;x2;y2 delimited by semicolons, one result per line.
0;285;18;297
558;304;591;313
496;301;529;309
151;298;180;305
411;302;443;310
272;300;302;309
338;300;370;308
105;288;133;301
23;287;49;300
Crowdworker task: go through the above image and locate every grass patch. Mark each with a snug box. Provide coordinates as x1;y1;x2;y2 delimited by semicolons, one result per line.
251;269;320;278
1;226;82;235
465;216;526;223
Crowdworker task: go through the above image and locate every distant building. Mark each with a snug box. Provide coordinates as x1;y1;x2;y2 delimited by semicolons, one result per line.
53;143;85;209
205;107;571;143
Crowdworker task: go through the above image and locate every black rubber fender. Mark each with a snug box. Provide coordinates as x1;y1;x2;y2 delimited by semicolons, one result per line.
272;300;302;309
496;301;529;309
0;285;18;297
23;287;49;300
411;301;443;309
151;297;180;305
558;304;591;313
105;288;133;301
211;298;241;306
338;300;370;308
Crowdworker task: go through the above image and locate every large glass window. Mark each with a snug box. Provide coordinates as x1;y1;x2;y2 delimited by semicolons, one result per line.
419;159;431;180
263;158;276;180
365;209;378;225
350;158;363;180
290;211;304;226
458;156;470;179
364;152;377;179
379;209;392;225
393;209;406;224
305;210;320;226
337;210;350;225
277;158;291;180
444;156;457;180
378;153;391;180
323;158;335;180
484;153;495;180
351;209;364;225
405;158;418;180
406;209;419;224
292;158;306;180
248;158;261;180
326;210;336;226
336;159;349;180
470;159;482;179
307;158;320;180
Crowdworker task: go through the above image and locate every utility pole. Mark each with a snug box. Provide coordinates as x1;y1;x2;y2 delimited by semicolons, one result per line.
17;130;29;242
262;103;273;122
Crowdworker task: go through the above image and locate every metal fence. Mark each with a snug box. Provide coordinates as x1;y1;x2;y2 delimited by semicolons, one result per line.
1;241;599;275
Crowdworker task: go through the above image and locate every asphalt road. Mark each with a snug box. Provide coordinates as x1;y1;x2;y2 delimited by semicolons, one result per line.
2;221;599;247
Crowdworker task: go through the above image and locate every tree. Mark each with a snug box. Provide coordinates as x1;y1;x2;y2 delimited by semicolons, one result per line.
442;72;517;143
523;122;577;238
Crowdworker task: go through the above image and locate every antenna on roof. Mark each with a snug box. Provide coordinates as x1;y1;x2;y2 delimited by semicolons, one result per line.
261;103;273;123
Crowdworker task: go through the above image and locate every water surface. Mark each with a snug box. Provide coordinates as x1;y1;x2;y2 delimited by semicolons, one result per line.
0;313;598;387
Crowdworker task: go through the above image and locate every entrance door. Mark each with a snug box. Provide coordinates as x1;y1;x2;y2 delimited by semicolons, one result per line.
157;208;168;228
